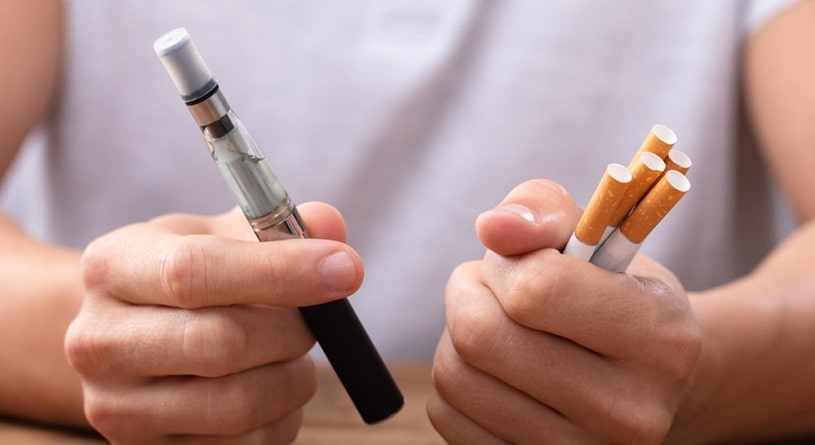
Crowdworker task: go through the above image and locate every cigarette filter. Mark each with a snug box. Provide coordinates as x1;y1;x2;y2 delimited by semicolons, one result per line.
627;124;677;169
563;163;631;260
619;170;690;244
591;170;690;272
607;151;666;230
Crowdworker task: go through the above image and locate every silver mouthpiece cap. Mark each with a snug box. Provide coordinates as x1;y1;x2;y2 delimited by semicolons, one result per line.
153;28;216;102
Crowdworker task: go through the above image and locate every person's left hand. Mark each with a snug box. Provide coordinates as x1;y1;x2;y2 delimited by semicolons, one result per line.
427;179;702;444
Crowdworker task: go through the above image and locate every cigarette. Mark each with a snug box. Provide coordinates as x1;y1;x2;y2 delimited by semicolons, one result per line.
664;148;692;175
564;163;631;260
590;170;690;272
605;151;666;235
627;124;677;169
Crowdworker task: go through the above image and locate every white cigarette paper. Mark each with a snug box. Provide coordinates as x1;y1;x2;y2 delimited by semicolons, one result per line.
589;229;641;272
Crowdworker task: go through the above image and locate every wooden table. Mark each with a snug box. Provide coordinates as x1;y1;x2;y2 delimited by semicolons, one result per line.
4;364;815;444
0;363;444;445
298;364;443;445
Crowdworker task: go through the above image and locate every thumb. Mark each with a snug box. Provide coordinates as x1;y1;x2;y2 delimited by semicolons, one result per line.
475;179;579;257
207;201;349;243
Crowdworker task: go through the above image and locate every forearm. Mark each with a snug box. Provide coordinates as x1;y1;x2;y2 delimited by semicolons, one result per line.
670;221;815;444
0;213;88;427
678;1;815;440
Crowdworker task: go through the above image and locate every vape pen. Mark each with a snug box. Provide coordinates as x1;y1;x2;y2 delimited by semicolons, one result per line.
153;28;403;424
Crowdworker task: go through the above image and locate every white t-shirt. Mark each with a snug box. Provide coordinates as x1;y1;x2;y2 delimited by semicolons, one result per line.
1;0;798;359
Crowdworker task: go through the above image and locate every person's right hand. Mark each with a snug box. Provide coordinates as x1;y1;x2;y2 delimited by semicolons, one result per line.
64;203;364;444
428;180;702;444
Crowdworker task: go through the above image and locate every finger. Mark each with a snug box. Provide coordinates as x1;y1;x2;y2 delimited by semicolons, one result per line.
427;390;510;445
205;202;349;243
152;202;348;243
432;330;594;445
480;246;695;362
293;201;348;242
65;300;314;380
81;227;363;308
475;179;579;256
166;410;303;445
626;252;685;291
445;261;669;440
84;357;316;440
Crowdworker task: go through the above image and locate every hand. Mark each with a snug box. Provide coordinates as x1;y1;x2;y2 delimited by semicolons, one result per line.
428;180;702;444
64;203;364;444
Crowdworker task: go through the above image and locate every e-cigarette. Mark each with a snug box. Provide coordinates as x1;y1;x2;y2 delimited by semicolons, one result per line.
153;28;403;424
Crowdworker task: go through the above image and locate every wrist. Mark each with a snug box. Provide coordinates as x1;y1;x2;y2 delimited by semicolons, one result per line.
667;279;787;444
664;290;727;444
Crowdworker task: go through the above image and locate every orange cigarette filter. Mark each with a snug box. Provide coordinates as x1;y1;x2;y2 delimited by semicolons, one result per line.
608;151;665;228
619;170;690;244
575;163;631;245
664;148;692;175
628;124;677;169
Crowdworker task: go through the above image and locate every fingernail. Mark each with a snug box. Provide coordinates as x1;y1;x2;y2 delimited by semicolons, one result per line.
495;204;536;224
319;251;357;291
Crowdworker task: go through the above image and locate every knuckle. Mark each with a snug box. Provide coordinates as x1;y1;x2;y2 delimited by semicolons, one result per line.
444;261;478;302
277;410;305;445
278;317;317;360
261;253;299;297
160;238;208;308
227;411;304;445
430;351;466;403
611;405;673;445
80;237;112;290
285;356;319;405
503;254;562;325
658;321;702;384
182;310;248;376
644;281;703;383
212;382;266;435
83;402;113;434
210;360;315;436
588;380;673;445
64;315;114;377
83;391;129;439
448;302;496;363
262;310;316;362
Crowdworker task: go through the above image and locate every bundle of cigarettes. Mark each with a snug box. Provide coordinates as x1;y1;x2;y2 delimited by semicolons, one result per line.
563;124;691;272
